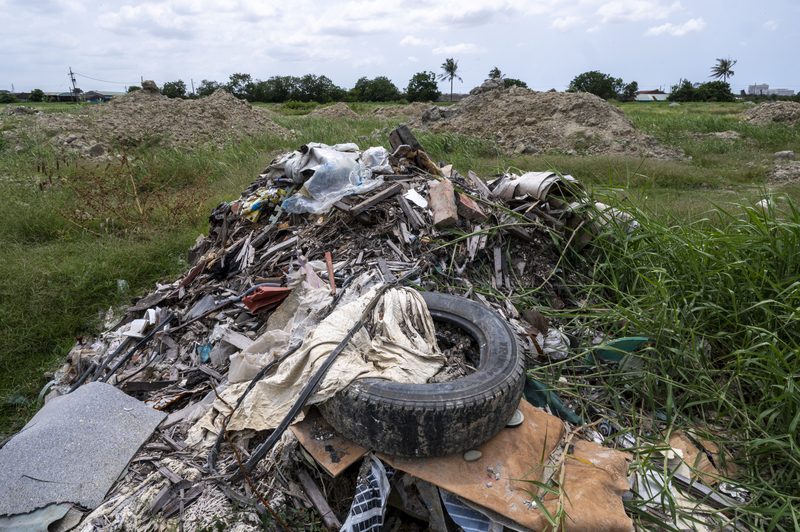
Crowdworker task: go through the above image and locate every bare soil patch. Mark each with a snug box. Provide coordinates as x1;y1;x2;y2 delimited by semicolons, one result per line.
308;102;360;119
412;86;684;159
370;102;434;120
742;101;800;126
6;90;290;156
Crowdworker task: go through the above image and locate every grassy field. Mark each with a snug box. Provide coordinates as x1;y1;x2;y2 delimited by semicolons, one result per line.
1;99;798;529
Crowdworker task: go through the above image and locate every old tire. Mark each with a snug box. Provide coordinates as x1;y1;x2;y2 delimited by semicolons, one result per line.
317;291;525;457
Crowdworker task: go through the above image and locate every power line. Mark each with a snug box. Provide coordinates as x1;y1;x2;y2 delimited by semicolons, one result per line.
72;72;140;85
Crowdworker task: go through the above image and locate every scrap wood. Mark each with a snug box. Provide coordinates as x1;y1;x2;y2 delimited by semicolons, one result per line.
296;468;342;530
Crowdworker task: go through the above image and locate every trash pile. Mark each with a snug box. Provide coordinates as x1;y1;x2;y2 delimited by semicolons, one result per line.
741;100;800;126
2;88;290;157
0;126;745;532
412;85;685;159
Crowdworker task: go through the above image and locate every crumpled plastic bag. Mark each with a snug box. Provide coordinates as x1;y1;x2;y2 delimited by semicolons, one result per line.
282;158;383;215
361;146;394;174
187;287;445;447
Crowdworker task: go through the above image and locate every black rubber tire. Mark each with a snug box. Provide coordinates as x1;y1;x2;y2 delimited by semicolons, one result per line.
317;291;525;458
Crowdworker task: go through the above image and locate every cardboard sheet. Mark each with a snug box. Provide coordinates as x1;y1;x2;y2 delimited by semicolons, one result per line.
381;400;632;532
290;407;367;477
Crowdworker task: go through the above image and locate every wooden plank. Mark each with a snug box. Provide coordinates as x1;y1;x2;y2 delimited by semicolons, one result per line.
297;469;342;531
377;257;397;283
197;364;225;381
493;247;503;289
350;184;403;215
468;170;493;198
386;239;411;263
262;236;298;259
220;329;254;351
163;482;203;518
158;466;184;484
290;409;368;478
396;195;421;230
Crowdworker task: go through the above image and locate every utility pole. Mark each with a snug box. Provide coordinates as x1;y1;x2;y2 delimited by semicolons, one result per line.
191;79;195;97
69;67;77;103
11;83;14;93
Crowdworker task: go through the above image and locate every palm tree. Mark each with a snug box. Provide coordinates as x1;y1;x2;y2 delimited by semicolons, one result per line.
439;58;463;102
710;57;737;83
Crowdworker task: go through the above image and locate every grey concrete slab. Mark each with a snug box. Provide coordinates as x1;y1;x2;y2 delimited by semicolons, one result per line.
0;382;165;516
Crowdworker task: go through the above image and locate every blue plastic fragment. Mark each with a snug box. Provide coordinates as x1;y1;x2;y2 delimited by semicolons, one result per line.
197;343;212;363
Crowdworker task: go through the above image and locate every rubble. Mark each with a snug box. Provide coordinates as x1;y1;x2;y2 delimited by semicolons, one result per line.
0;126;743;531
741;101;800;125
413;85;685;159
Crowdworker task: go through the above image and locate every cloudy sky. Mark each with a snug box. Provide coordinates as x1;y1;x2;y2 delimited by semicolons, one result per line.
1;0;797;95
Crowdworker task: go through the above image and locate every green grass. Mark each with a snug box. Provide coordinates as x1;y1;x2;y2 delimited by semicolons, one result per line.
2;99;800;529
529;190;800;530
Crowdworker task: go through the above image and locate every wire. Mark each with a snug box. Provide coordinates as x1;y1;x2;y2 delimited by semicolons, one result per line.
72;72;140;85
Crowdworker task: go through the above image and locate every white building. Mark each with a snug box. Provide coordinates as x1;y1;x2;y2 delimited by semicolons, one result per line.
747;84;795;96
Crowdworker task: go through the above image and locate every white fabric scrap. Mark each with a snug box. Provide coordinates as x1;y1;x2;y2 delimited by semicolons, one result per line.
188;287;444;446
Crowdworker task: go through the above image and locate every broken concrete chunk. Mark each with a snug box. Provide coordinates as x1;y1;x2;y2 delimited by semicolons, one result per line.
456;192;488;222
775;150;795;162
0;382;165;516
429;180;458;227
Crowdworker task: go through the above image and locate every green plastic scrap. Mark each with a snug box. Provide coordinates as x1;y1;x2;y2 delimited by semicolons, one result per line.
586;336;649;365
524;373;584;425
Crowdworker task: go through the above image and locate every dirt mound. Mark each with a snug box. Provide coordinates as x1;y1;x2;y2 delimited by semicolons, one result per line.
413;86;683;159
742;101;800;126
371;102;434;120
308;102;359;119
768;161;800;183
21;90;290;156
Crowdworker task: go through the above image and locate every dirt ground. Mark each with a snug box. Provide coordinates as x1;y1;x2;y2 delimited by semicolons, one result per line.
411;86;684;159
742;101;800;126
5;90;290;156
370;102;435;120
308;102;360;119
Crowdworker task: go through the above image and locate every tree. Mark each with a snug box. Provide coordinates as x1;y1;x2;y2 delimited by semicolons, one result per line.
710;57;737;83
439;58;463;102
621;81;639;101
668;79;734;102
226;73;254;99
488;67;504;80
161;80;187;99
406;71;441;102
0;93;19;104
197;80;221;98
127;86;141;93
28;89;45;102
504;78;528;89
351;76;401;102
567;71;624;100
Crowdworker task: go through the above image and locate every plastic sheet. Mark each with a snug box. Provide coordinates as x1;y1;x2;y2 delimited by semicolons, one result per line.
340;454;395;532
282;159;383;215
361;146;394;174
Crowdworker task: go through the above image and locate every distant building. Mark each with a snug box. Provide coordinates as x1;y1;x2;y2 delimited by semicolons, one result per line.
747;84;795;96
634;90;668;102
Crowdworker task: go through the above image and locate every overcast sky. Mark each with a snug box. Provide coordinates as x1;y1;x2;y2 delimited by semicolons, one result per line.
1;0;797;95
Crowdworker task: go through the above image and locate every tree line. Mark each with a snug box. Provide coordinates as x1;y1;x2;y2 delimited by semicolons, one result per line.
130;72;443;104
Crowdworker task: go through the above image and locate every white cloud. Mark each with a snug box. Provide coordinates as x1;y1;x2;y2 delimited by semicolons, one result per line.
644;17;705;36
352;55;386;68
407;56;419;63
432;42;486;54
551;16;581;30
763;20;777;31
597;0;682;24
400;35;435;46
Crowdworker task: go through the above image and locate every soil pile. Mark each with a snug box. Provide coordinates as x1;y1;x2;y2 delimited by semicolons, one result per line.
16;90;290;156
413;86;684;159
742;101;800;126
768;161;800;183
371;102;433;120
309;102;360;119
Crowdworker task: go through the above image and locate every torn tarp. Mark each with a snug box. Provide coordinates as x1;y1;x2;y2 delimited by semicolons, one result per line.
187;286;445;445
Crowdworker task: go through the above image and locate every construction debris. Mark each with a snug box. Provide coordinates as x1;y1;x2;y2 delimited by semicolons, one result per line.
0;125;743;531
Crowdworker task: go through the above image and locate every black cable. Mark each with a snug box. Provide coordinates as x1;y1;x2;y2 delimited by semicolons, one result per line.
92;336;132;381
72;72;140;85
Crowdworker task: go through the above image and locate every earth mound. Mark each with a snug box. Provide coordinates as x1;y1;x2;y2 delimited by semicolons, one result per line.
413;86;683;159
742;101;800;126
371;102;434;120
11;90;290;156
308;102;359;119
